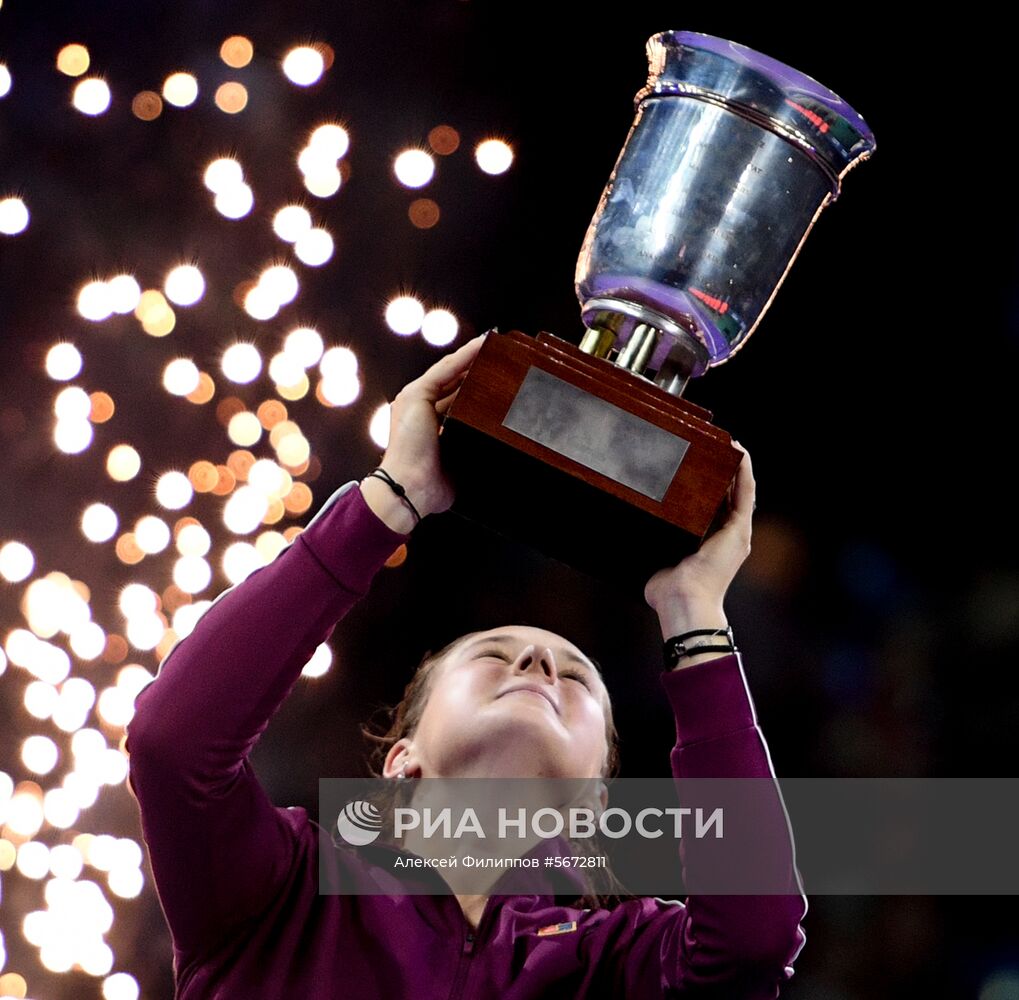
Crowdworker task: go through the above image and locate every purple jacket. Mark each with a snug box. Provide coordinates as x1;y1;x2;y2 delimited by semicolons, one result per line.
126;480;807;998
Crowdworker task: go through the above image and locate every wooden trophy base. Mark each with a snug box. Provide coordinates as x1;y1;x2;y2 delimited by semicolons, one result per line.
438;329;743;592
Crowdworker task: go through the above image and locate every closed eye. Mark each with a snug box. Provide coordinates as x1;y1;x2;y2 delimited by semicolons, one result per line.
478;650;592;690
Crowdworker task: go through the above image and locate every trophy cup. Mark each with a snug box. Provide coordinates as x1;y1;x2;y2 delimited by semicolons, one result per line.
439;30;876;590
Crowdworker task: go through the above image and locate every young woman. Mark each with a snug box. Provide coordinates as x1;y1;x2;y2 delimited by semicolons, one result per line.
126;333;807;998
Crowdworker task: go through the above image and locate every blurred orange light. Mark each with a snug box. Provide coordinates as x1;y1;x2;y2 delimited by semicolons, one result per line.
262;497;285;524
132;90;163;121
284;482;313;515
188;460;219;492
257;399;288;429
220;35;254;68
56;43;90;77
115;533;144;565
88;390;115;422
227;449;255;481
215;81;248;114
212;465;236;496
409;198;440;229
186;371;216;404
162;584;193;615
215;395;246;425
102;634;128;663
428;125;460;155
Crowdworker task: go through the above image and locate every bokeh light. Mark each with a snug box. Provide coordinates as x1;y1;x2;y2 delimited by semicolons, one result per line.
77;280;114;322
56;43;90;76
215;81;248;114
46;343;83;380
81;503;118;543
310;123;349;159
227;411;262;446
155;471;194;510
134;515;170;554
215;183;254;219
22;735;59;775
409;198;439;229
204;157;244;193
54;418;94;454
0;63;11;99
162;71;198;107
54;386;91;421
222;343;262;384
475;138;514;174
0;541;34;582
135;289;176;336
428;124;460;155
163;358;201;396
320;346;358;380
301;642;332;678
393;148;435;188
273;205;312;243
294;227;333;266
73;77;112;115
164;264;205;306
369;403;391;448
220;35;254;69
303;165;341;198
109;274;142;313
385;295;425;335
285;327;324;367
173;555;212;594
421;308;459;346
106;444;141;482
0;196;29;235
260;264;299;305
283;46;325;86
131;90;163;120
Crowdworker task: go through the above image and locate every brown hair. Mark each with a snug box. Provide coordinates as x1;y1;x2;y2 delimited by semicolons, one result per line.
360;629;630;910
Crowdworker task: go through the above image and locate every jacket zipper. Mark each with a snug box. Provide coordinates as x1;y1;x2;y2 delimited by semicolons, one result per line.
445;897;497;1000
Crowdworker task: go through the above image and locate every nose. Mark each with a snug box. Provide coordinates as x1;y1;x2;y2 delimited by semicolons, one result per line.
513;643;557;682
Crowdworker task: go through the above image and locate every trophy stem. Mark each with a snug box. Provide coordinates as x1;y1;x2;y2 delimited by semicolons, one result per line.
579;326;616;359
616;323;661;373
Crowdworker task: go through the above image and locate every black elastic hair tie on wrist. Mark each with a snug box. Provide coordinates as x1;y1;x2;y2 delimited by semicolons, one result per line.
366;468;422;525
662;625;737;670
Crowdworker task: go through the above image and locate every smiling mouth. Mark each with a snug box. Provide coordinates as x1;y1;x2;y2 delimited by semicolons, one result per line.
499;687;559;714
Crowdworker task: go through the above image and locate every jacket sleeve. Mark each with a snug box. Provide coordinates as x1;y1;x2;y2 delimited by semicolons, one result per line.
656;652;808;997
124;480;408;962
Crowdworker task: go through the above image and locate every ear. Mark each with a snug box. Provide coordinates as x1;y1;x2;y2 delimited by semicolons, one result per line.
383;738;419;780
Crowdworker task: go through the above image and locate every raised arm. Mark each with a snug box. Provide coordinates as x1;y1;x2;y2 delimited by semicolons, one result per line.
125;334;489;964
648;446;807;995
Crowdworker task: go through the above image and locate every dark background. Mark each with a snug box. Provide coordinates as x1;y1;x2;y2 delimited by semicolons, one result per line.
1;3;1017;997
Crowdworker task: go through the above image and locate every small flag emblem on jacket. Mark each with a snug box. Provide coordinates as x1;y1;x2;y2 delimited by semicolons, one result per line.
537;921;578;937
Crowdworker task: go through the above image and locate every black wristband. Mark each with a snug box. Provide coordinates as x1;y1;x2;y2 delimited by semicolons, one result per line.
365;468;422;525
662;625;736;670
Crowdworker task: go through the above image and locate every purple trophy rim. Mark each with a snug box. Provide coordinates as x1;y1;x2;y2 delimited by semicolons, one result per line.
642;29;876;176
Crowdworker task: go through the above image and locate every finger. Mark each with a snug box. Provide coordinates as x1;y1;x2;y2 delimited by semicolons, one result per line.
728;442;756;521
435;384;461;416
407;334;488;402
